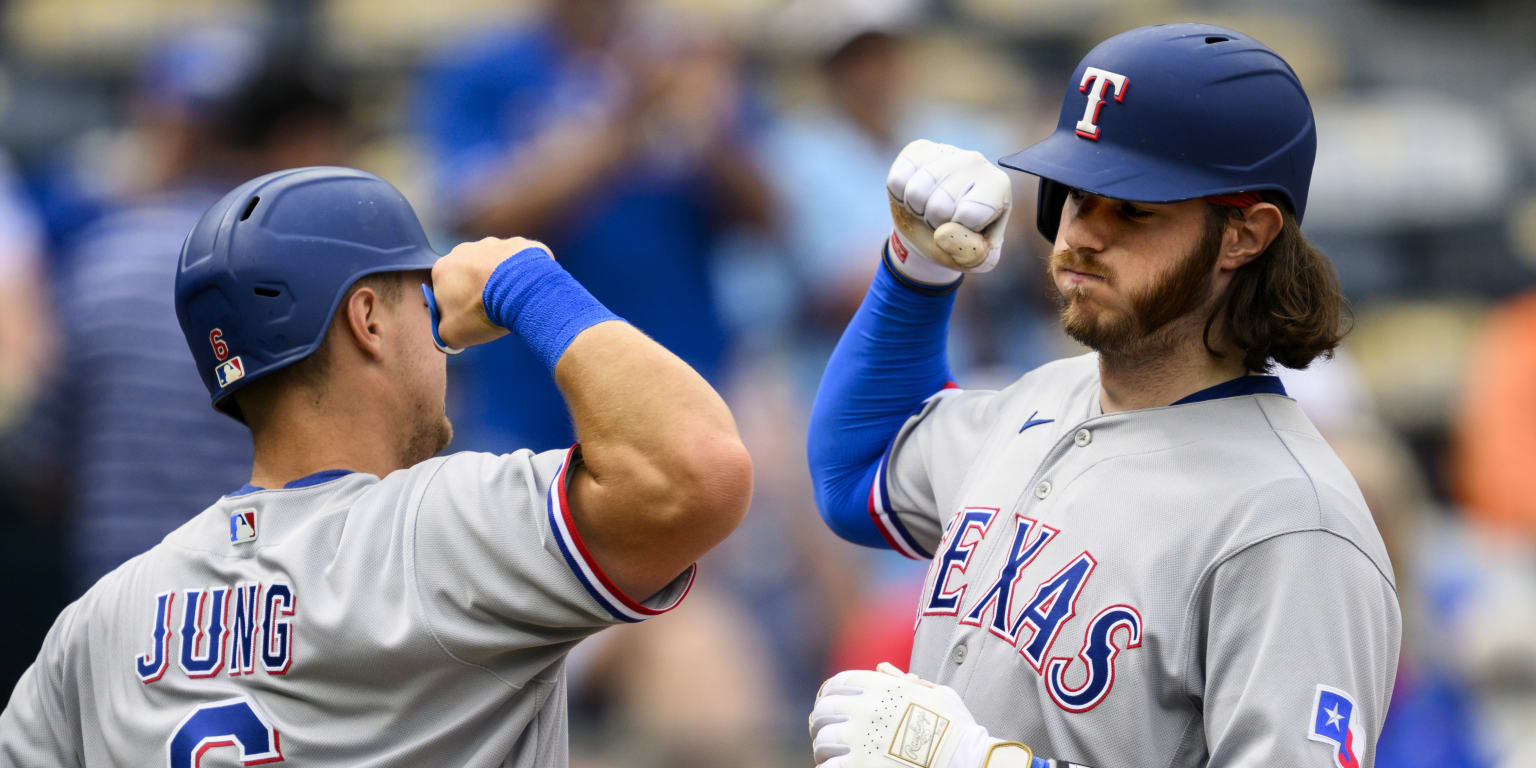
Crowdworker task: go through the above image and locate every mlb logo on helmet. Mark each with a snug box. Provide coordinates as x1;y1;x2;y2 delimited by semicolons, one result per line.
230;509;258;544
1307;685;1363;768
215;357;245;388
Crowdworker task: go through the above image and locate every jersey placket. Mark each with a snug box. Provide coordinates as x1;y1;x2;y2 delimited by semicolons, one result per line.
936;408;1103;696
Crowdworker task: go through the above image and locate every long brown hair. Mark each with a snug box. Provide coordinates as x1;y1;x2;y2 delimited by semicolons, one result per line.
1204;193;1352;372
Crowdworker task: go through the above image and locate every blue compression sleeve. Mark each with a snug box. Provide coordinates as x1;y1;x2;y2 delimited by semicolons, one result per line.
807;245;959;553
482;247;621;371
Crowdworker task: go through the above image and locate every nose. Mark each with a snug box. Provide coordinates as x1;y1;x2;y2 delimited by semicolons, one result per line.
1056;193;1110;254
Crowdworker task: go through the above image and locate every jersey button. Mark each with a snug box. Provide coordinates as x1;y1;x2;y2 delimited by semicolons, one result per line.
1034;481;1052;499
1074;428;1092;447
952;643;968;664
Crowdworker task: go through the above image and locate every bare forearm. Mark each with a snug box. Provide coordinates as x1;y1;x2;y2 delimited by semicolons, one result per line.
555;321;745;513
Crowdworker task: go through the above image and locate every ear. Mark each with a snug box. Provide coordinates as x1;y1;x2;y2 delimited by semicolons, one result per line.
1219;202;1283;271
341;285;387;362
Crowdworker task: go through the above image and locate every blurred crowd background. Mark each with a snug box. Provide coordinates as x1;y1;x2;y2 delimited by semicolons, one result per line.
1;0;1534;765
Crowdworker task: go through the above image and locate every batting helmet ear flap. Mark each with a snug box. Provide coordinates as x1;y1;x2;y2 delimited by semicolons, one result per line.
1037;179;1070;243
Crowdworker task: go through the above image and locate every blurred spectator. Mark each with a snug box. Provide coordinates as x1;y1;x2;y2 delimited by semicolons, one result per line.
0;150;53;429
756;22;1014;342
24;25;352;595
1438;539;1536;766
25;23;275;258
0;146;65;702
415;0;772;451
758;29;908;331
1452;293;1536;543
749;12;1063;404
1336;426;1497;768
1446;292;1536;764
706;358;868;715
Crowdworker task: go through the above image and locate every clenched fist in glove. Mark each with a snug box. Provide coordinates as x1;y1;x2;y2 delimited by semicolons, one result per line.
810;663;1036;768
886;140;1012;285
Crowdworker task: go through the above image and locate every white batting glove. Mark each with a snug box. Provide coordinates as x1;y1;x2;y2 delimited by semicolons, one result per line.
885;140;1012;285
810;662;1035;768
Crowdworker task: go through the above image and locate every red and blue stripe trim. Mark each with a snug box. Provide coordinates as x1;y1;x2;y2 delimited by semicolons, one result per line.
868;439;933;561
546;445;695;623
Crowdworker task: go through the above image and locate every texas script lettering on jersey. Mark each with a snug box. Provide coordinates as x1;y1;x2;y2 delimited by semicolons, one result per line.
920;509;1141;713
136;583;296;683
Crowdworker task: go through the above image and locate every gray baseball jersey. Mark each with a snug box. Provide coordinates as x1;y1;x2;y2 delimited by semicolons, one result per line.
872;354;1400;767
0;446;693;767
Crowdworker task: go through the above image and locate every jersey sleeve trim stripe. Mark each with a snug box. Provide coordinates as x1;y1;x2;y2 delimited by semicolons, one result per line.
868;441;932;560
546;445;695;622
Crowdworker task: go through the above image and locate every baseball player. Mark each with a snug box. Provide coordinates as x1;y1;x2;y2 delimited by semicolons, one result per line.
0;167;752;766
805;24;1400;768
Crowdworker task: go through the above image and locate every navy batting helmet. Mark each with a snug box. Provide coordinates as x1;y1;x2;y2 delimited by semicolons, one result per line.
175;166;439;420
999;23;1316;242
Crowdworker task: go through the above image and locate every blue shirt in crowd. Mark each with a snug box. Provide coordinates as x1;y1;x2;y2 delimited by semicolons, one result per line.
416;23;734;450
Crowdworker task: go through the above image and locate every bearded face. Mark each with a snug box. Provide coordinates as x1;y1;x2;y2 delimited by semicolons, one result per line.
1050;210;1226;360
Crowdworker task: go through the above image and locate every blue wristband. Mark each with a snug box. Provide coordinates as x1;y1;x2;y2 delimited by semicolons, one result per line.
482;247;621;371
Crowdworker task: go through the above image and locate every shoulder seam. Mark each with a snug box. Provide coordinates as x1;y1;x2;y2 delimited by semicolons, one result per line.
1246;404;1394;583
1173;398;1378;704
1253;398;1325;528
880;388;977;536
1161;711;1206;768
1176;525;1400;708
1197;527;1401;601
1174;398;1319;705
407;455;525;692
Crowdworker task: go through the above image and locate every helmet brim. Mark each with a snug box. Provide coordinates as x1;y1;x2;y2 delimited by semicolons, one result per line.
999;128;1289;240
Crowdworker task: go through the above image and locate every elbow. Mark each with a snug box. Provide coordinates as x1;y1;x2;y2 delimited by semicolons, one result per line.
810;459;890;550
681;434;754;544
814;478;875;548
640;432;754;549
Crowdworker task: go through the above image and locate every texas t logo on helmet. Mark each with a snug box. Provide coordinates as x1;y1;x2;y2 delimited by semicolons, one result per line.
1074;67;1128;141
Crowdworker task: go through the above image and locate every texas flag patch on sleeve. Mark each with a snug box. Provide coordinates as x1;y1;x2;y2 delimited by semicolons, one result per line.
1307;685;1363;768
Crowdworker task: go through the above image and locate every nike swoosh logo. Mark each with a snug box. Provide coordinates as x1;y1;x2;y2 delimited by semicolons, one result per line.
1019;410;1054;433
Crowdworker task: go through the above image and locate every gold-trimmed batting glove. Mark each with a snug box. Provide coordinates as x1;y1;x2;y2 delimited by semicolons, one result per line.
810;662;1035;768
885;140;1012;285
